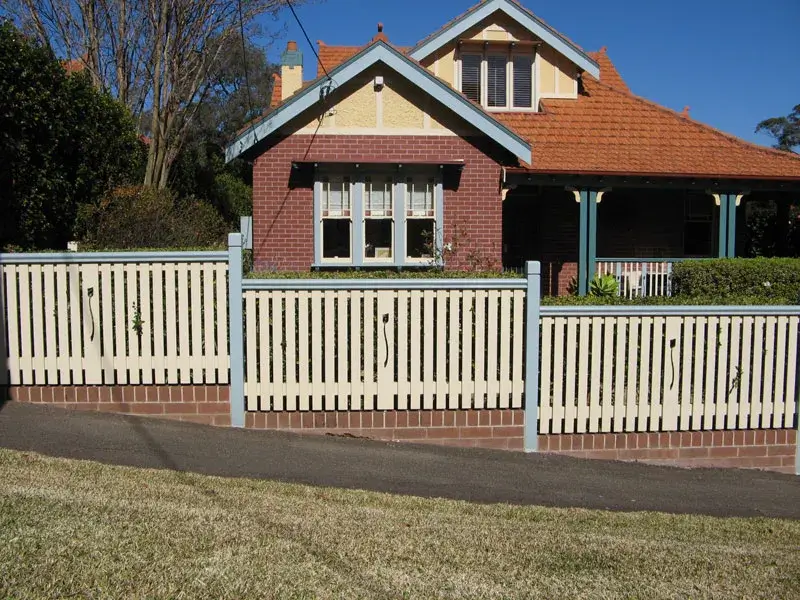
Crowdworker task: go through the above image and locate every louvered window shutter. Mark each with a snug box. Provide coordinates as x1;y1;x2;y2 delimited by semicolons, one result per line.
513;55;533;108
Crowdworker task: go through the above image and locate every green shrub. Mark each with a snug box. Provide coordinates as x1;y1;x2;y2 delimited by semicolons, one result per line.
542;294;793;306
671;258;800;301
247;269;524;280
79;186;228;249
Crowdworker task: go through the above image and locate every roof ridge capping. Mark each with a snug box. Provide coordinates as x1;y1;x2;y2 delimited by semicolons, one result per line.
409;0;599;79
588;76;800;165
225;40;531;164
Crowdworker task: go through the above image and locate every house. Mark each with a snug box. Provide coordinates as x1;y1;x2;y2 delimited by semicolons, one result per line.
226;0;800;295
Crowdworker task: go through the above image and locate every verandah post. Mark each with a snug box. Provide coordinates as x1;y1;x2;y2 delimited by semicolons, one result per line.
228;233;245;428
524;260;542;452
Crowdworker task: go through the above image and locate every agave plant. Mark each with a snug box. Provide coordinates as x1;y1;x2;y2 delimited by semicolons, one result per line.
589;274;619;297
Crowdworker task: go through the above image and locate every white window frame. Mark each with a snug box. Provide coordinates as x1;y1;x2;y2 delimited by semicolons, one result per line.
314;171;442;267
363;175;395;263
405;175;438;264
319;175;353;264
456;46;537;112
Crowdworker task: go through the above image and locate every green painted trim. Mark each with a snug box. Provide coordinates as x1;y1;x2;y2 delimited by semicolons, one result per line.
727;195;738;257
587;190;598;291
578;189;589;296
717;194;729;258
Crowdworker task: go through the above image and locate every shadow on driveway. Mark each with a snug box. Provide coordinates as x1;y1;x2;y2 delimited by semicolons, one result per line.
0;402;797;519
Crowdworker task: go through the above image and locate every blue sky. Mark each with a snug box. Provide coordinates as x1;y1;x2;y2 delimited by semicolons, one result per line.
259;0;799;148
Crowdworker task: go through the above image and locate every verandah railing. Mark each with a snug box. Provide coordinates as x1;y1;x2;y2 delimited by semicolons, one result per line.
596;258;687;298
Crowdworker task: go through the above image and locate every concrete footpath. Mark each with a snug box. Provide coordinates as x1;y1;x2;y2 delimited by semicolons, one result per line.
1;402;797;519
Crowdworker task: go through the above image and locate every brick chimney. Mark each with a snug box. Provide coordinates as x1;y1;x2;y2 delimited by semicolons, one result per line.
280;40;303;101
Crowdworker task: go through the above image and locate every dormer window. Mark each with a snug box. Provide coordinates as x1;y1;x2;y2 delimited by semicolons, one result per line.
458;47;535;111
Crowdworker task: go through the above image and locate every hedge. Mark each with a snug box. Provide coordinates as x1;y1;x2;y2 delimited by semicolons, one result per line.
671;258;800;301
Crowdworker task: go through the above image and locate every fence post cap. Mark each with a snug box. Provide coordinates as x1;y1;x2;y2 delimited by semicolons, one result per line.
228;232;243;247
525;261;541;276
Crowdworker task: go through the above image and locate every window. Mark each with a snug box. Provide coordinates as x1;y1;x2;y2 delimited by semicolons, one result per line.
461;54;482;103
321;177;351;260
683;195;714;257
364;176;394;260
512;55;533;108
406;177;436;261
317;173;440;266
459;49;534;110
486;55;507;108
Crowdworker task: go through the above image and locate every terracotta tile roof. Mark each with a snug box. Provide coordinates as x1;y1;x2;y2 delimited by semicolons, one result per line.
269;73;282;108
496;51;800;178
317;30;409;78
587;49;628;93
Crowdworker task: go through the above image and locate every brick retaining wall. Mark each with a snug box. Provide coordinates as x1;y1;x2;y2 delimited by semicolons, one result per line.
3;388;795;473
245;409;525;450
539;430;797;474
4;385;231;427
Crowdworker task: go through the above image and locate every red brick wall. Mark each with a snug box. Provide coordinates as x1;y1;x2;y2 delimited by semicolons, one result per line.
251;135;506;271
245;409;524;450
5;386;231;427
540;430;797;474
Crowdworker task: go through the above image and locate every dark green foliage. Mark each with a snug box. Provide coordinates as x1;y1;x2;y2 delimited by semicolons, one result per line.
541;294;792;306
247;269;524;280
671;258;800;302
755;104;799;153
79;186;227;249
0;22;142;250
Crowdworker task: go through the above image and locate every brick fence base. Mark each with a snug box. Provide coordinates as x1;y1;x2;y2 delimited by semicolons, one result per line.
245;409;525;450
3;385;231;427
3;387;796;474
539;430;797;474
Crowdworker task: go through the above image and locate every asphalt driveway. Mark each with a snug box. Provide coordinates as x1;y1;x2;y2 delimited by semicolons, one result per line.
0;402;797;518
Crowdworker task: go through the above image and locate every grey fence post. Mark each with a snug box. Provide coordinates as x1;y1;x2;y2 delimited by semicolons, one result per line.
228;233;245;428
524;260;541;452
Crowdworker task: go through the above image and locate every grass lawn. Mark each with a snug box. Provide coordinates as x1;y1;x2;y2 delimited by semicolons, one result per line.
0;449;798;599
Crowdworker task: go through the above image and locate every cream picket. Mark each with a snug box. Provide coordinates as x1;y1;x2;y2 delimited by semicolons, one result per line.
242;284;525;413
538;311;800;435
0;253;228;386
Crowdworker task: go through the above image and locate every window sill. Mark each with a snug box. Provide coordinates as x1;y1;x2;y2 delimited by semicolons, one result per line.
312;262;443;270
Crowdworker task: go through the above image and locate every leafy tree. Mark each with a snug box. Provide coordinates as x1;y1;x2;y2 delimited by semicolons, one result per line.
0;21;142;250
167;37;275;223
5;0;302;188
756;104;800;153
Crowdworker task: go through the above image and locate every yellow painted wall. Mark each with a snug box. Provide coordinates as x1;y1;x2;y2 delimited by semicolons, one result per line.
538;46;557;95
335;80;377;127
290;67;476;135
280;65;303;101
382;78;425;129
557;57;577;95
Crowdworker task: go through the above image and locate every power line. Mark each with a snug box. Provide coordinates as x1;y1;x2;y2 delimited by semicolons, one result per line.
236;0;259;146
236;0;256;120
286;0;330;81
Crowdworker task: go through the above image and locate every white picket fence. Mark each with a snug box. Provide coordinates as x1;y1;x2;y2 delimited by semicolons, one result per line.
242;281;527;412
539;307;799;434
1;242;798;447
0;252;229;386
